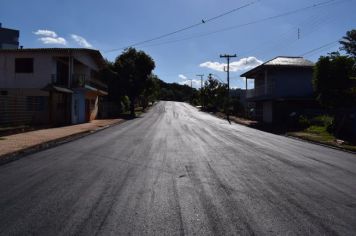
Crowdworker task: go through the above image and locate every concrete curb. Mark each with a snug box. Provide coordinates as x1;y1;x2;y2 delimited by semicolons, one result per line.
0;120;126;166
285;134;356;155
204;110;356;155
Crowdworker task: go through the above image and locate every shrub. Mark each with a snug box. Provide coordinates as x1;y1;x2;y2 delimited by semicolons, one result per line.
298;115;311;129
310;115;334;127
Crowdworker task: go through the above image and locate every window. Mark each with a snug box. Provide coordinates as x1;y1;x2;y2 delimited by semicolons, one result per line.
15;58;33;73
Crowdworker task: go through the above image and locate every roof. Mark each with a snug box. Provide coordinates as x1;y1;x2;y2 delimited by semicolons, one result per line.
42;84;73;94
0;48;106;68
241;56;314;78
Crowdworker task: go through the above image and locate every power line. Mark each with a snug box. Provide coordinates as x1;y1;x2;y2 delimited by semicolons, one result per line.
119;0;346;51
103;1;259;53
299;40;340;56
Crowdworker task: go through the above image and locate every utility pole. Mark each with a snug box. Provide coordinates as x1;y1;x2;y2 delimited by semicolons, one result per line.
220;54;237;122
196;74;204;89
196;74;204;107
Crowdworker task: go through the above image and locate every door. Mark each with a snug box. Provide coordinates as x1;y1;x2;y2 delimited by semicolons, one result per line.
85;99;90;122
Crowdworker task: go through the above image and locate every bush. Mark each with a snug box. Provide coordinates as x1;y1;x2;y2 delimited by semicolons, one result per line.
298;115;311;129
310;115;334;127
121;96;130;112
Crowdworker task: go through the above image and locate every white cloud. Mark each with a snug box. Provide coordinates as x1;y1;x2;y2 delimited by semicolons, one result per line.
199;57;263;72
71;34;92;48
178;74;188;80
34;29;67;45
33;29;58;38
38;37;67;45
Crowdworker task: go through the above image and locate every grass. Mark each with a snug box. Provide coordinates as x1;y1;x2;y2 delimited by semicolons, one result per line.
288;125;356;152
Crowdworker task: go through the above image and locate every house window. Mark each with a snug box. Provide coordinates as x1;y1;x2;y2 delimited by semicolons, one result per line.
26;96;48;111
15;58;33;73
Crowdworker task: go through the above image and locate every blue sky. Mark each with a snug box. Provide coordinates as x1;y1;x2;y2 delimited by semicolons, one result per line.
1;0;355;88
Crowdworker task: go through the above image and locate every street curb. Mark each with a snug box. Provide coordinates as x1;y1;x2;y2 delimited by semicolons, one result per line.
0;120;126;166
203;109;356;155
285;134;356;155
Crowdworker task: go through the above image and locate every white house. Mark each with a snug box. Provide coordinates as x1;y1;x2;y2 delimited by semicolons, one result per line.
0;48;107;126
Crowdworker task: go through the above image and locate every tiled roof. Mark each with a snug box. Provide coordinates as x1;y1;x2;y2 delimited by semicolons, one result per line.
241;56;314;78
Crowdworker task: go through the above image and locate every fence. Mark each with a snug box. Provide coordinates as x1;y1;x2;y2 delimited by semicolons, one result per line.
0;94;49;127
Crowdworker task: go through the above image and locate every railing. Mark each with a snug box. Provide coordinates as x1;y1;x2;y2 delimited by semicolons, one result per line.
51;73;107;92
246;83;275;99
72;74;87;87
51;73;68;86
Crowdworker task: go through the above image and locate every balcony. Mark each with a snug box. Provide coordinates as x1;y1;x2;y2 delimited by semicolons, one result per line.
246;83;275;99
51;73;107;93
51;73;68;87
72;74;87;88
72;74;108;92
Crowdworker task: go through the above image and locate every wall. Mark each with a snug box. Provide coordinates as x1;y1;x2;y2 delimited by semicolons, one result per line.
0;52;55;88
0;88;49;125
272;67;313;98
262;101;273;123
0;27;19;49
71;89;85;124
85;91;99;121
74;52;99;72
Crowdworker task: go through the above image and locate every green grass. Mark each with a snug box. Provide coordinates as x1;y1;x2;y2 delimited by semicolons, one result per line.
304;125;335;142
288;125;356;153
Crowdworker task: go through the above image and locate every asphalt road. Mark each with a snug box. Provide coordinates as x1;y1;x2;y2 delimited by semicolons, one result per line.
0;101;355;235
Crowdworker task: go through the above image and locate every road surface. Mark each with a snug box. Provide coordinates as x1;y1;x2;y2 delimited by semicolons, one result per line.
0;101;355;235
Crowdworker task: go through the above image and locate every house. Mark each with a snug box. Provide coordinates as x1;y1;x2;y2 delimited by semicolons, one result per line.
0;48;107;126
0;23;19;49
241;56;315;123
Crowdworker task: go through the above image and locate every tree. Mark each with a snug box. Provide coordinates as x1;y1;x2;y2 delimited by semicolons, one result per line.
313;53;355;109
201;75;227;112
140;73;160;109
339;29;356;58
114;48;155;116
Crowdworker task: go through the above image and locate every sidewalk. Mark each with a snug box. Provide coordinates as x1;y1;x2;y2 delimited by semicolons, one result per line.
0;119;123;161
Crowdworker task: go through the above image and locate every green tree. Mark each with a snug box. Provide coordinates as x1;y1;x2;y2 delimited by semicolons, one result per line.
140;73;160;109
114;48;155;116
339;29;356;58
201;75;227;111
313;54;355;108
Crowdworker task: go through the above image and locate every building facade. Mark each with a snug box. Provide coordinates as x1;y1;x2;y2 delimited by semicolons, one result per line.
0;48;107;126
0;23;19;49
241;56;315;123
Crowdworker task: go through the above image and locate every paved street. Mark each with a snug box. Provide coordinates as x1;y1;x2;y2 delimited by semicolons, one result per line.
0;101;355;235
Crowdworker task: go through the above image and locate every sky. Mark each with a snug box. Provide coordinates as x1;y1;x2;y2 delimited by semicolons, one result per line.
1;0;355;89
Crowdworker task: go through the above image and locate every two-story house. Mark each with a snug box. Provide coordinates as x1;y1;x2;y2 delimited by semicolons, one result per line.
0;48;107;126
241;56;315;123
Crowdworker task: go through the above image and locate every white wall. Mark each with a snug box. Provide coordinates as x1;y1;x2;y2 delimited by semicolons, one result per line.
0;51;100;89
0;52;55;88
